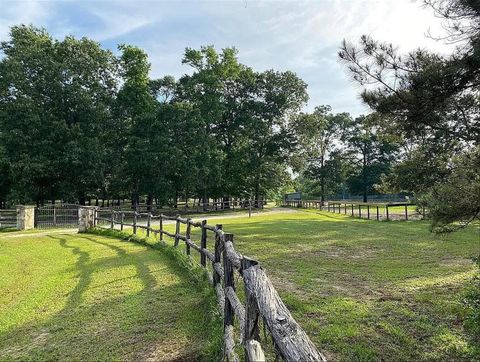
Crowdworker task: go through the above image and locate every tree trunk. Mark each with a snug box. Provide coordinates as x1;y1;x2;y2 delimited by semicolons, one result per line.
362;151;368;203
146;193;153;211
202;190;208;211
78;192;86;206
254;181;260;208
320;155;325;204
223;196;230;209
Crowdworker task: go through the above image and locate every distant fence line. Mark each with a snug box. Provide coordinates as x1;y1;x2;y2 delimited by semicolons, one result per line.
93;208;326;362
283;200;425;221
323;193;412;203
108;198;265;214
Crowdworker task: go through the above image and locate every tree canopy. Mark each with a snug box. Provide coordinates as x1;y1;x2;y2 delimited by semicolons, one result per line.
1;6;477;232
338;0;480;229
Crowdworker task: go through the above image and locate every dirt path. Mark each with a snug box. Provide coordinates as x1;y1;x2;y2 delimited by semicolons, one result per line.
186;207;297;221
1;229;78;238
117;207;299;228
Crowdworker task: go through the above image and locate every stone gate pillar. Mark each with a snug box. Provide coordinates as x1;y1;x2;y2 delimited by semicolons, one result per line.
16;205;35;230
78;206;96;232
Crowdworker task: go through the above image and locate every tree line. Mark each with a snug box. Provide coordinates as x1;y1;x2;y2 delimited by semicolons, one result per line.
0;0;478;230
0;26;309;209
293;0;479;230
0;25;402;210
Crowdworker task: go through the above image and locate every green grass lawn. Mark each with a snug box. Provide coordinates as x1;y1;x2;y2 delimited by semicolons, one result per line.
166;209;479;361
0;230;221;361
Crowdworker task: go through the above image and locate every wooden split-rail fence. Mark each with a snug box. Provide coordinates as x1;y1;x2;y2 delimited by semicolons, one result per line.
94;209;325;362
283;200;424;221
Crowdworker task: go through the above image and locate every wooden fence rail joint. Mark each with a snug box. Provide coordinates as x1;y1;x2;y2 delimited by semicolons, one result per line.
93;209;325;361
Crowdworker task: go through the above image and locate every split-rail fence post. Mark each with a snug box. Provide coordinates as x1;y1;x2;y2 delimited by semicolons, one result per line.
147;212;151;237
133;212;137;234
174;215;180;246
159;216;163;241
213;224;223;286
200;220;207;267
186;219;192;256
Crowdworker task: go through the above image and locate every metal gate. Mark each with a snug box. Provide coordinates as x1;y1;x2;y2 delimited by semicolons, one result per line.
35;204;79;229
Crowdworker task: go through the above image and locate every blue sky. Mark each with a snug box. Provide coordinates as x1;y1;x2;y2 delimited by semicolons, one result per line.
1;0;453;116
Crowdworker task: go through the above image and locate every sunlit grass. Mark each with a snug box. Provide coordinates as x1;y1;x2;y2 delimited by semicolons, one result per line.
0;230;222;361
154;209;479;361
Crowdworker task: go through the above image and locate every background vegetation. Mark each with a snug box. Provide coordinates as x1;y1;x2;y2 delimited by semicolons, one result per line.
0;0;478;231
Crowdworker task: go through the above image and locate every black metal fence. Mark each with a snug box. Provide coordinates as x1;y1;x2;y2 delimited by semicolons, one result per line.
34;204;79;229
101;199;264;215
0;209;16;228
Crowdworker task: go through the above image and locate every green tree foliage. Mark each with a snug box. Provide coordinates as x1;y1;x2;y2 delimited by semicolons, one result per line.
177;46;308;206
293;106;350;202
115;44;158;207
341;115;399;202
338;0;480;226
421;147;480;231
0;30;308;207
0;25;117;205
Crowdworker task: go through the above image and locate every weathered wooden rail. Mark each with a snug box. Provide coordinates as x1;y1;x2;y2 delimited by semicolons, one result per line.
283;200;424;221
93;209;326;361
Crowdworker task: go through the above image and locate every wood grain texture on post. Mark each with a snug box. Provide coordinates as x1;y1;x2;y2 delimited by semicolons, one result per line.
185;218;192;255
242;264;327;362
174;215;180;246
200;219;207;266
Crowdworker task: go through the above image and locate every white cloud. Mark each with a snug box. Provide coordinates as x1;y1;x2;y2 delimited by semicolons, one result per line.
0;0;51;40
0;0;457;116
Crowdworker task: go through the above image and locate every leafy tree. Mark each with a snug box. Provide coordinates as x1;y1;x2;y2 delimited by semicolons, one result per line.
420;147;480;231
178;46;308;206
293;106;350;203
115;44;158;207
341;115;398;202
0;25;117;205
177;46;241;206
303;149;352;199
240;69;308;206
0;145;11;208
338;0;480;225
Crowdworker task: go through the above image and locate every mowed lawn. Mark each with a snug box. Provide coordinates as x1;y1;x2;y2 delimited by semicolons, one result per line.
179;209;479;361
0;230;221;361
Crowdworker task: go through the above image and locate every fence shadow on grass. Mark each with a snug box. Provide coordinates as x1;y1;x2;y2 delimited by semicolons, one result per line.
0;234;222;361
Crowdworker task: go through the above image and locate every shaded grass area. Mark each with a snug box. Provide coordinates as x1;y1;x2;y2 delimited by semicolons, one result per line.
161;209;479;361
0;229;222;361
